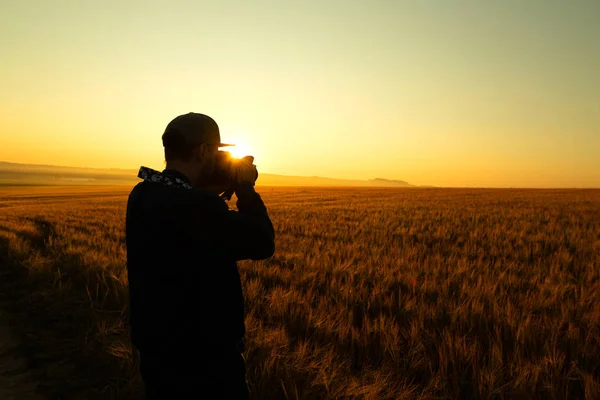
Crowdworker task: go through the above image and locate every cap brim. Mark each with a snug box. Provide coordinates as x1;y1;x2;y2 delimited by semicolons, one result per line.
218;143;234;147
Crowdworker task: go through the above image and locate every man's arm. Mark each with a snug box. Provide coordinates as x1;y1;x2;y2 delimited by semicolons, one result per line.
202;183;275;261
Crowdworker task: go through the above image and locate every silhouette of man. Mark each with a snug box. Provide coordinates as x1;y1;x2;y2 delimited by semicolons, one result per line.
125;112;275;399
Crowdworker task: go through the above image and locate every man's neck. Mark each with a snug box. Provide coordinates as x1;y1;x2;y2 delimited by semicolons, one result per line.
164;163;212;188
164;163;194;181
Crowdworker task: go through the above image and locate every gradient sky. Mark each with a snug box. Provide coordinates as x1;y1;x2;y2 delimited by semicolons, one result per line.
1;1;599;187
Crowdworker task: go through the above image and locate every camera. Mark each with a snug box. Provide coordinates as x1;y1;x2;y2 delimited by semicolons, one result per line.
210;151;258;200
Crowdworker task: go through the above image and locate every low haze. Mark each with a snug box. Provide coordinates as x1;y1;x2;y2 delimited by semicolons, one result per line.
1;1;599;187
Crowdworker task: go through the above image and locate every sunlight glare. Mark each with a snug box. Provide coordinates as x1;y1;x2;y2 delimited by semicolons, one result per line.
226;142;252;159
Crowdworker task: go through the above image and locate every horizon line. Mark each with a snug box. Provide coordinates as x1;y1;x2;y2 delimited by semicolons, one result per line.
1;160;598;190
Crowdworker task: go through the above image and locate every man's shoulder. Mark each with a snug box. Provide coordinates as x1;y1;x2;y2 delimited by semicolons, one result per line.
127;181;145;204
128;181;228;210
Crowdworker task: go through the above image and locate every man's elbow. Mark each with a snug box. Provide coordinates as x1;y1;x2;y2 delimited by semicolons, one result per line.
250;236;275;260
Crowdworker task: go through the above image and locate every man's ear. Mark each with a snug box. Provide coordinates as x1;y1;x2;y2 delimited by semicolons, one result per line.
194;144;206;162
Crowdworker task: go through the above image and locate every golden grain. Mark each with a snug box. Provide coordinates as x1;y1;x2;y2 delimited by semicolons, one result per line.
0;186;598;399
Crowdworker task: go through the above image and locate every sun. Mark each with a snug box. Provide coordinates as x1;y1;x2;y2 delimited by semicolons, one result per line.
226;142;253;159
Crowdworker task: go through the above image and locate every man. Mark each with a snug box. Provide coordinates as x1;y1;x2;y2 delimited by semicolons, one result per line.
125;112;275;399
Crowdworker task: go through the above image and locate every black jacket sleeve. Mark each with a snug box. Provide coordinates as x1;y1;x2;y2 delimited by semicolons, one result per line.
200;183;275;261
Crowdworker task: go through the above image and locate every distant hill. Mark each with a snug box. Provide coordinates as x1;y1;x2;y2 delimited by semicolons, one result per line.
0;161;419;187
257;174;414;187
368;178;411;187
0;161;139;185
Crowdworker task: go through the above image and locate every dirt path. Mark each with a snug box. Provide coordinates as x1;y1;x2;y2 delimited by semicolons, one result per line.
0;310;43;400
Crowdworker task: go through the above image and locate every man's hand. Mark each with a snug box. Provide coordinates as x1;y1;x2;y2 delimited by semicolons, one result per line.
235;156;258;185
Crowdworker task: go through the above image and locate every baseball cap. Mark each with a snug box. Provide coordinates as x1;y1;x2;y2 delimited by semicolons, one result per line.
162;112;234;147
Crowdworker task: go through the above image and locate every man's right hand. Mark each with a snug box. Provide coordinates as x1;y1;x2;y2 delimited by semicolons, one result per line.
235;157;258;185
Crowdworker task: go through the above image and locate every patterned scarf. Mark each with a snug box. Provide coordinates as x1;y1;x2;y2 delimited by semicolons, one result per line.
137;166;193;190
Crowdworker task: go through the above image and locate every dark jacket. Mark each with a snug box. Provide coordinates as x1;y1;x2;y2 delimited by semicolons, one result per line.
125;168;274;358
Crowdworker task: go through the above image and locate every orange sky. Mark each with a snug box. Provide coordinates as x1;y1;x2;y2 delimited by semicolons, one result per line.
1;1;598;187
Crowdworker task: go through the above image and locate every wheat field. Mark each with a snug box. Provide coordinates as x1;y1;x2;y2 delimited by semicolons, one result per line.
0;186;598;399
